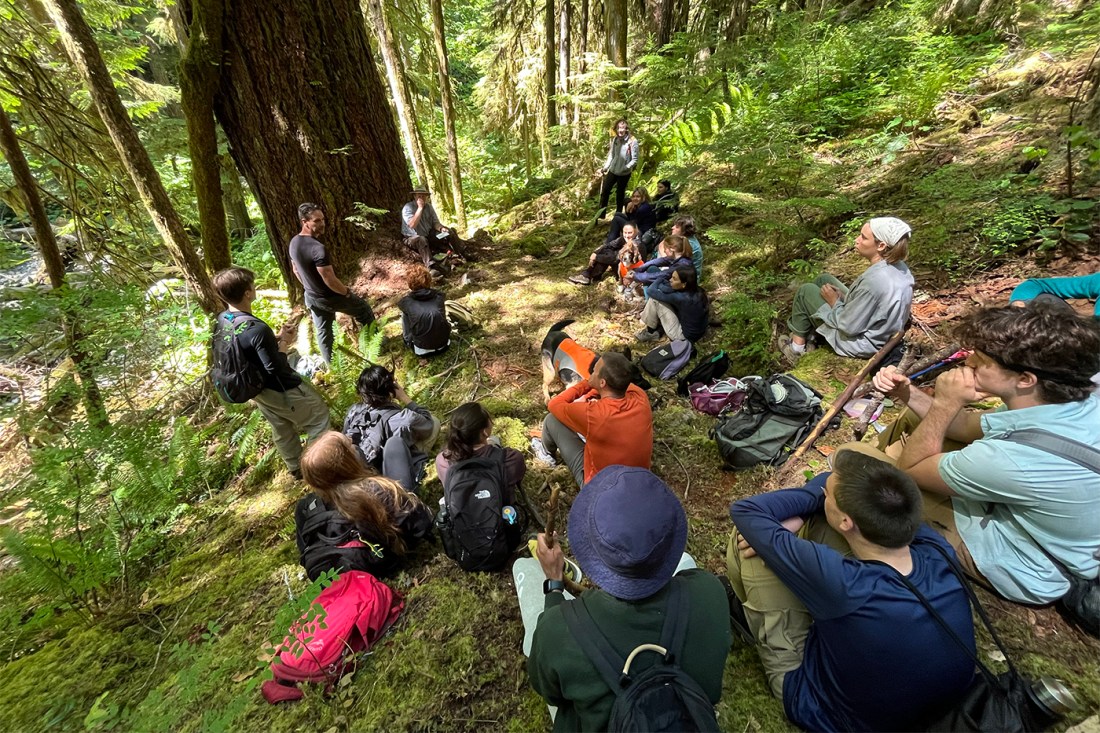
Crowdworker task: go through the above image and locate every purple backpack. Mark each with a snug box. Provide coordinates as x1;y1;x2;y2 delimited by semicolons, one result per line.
689;377;754;416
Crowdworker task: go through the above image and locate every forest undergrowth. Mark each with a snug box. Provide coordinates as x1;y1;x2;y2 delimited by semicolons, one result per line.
2;4;1100;731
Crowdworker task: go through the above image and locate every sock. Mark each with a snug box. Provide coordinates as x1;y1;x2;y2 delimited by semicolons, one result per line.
790;341;806;354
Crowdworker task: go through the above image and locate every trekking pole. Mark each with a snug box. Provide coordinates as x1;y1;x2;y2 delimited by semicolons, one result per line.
776;331;904;482
544;482;585;596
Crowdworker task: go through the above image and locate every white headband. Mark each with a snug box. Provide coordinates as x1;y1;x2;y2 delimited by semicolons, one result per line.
868;217;912;247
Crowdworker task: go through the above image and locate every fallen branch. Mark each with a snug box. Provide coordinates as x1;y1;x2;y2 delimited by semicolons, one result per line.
660;438;692;503
777;331;904;481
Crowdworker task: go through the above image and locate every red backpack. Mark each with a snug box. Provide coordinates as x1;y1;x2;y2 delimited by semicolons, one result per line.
262;570;404;703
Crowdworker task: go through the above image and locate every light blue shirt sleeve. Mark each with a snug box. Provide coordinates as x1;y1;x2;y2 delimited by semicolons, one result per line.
938;441;1041;506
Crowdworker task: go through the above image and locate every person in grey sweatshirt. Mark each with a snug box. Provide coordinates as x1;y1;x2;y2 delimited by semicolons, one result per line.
597;118;640;217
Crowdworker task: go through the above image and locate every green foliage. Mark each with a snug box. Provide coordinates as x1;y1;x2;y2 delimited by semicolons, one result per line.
233;230;283;289
344;202;391;233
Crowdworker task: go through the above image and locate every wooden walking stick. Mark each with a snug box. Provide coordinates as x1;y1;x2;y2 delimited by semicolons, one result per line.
776;331;905;481
853;348;917;440
543;482;584;595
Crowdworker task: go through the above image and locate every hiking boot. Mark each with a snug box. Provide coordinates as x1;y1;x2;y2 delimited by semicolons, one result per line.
636;327;661;342
778;334;803;364
568;273;592;286
429;266;446;282
290;468;303;481
531;437;557;466
718;575;756;646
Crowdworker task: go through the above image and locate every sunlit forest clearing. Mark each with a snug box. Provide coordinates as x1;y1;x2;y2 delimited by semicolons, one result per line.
0;0;1098;729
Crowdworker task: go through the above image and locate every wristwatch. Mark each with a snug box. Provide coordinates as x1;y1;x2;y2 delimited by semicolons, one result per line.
543;578;566;595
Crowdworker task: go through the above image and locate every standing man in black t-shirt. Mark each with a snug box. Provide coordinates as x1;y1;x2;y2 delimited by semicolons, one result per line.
288;203;375;364
212;267;331;479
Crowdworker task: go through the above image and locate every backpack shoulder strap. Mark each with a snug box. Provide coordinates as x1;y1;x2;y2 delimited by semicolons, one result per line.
999;428;1100;475
658;578;689;664
560;597;628;695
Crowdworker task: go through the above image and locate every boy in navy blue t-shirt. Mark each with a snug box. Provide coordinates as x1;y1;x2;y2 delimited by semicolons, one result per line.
727;446;975;732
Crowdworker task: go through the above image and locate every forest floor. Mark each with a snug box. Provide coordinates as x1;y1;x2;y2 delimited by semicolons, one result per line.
2;44;1100;733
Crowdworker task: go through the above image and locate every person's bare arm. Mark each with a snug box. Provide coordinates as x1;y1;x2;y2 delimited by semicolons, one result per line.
316;265;349;296
895;368;986;495
872;366;984;443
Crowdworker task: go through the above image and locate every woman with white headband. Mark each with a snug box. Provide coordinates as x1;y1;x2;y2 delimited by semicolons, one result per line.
779;217;914;361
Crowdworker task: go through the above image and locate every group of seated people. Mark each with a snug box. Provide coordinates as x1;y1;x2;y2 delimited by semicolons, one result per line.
229;197;1100;730
524;296;1099;731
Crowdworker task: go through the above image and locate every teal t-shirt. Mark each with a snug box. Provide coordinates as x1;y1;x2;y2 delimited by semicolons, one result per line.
939;393;1100;603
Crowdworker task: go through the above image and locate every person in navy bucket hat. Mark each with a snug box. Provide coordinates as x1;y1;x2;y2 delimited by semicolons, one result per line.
515;466;731;731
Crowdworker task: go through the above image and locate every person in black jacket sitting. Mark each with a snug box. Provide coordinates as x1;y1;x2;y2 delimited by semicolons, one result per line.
636;265;709;343
604;187;657;253
296;431;433;580
397;265;451;357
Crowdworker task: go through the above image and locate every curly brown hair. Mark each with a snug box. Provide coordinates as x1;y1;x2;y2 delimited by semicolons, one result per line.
954;301;1100;403
406;265;434;292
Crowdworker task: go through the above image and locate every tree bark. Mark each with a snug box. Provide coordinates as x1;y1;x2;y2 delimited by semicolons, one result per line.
545;0;557;128
573;0;587;139
0;103;108;428
219;153;252;239
364;0;431;189
429;0;467;233
179;0;232;274
205;0;412;295
559;0;571;126
42;0;219;315
605;0;627;99
723;0;753;45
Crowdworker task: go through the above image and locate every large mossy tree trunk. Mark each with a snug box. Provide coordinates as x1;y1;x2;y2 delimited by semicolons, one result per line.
179;0;232;274
606;0;628;100
42;0;219;315
429;0;467;233
573;0;588;140
219;153;253;239
209;0;412;296
0;104;109;428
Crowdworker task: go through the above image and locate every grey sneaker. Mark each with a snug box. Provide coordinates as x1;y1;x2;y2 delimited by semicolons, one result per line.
635;327;661;342
778;334;803;364
568;273;592;286
531;437;557;466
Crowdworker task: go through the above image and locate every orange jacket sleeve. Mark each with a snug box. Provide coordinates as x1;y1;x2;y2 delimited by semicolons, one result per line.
548;380;594;436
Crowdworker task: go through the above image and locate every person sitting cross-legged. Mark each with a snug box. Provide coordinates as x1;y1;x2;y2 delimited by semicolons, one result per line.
727;447;976;732
780;216;913;363
871;301;1100;608
540;352;652;488
636;265;709;343
397;265;451;357
521;465;731;732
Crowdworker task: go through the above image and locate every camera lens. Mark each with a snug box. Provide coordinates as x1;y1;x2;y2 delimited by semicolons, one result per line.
1027;677;1078;718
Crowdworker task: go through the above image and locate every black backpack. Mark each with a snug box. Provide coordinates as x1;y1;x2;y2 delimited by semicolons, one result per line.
210;311;266;403
342;404;402;470
676;350;730;396
560;578;719;732
713;374;823;470
436;446;526;572
640;339;694;380
294;494;398;581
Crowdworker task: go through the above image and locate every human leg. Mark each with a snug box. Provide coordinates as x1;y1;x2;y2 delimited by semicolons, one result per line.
613;174;630;213
652;300;685;341
382;437;418;494
404;235;433;268
919;490;989;587
598;174;615;214
304;295;336;365
253;389;308;473
413;414;441;455
540;414;586;488
726;515;850;699
291;381;332;443
333;291;375;327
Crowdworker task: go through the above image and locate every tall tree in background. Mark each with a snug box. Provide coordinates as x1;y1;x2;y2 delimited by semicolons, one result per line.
559;0;571;126
41;0;219;315
573;0;588;138
606;0;627;98
430;0;467;232
179;0;231;273
0;104;109;428
365;0;432;190
205;0;412;292
545;0;557;128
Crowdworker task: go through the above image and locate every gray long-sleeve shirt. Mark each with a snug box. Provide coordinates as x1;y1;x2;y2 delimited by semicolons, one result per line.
603;135;639;176
401;201;441;238
812;260;914;358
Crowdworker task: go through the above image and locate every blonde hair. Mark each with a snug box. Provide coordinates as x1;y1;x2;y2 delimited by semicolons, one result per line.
881;235;910;265
301;431;369;492
662;234;689;259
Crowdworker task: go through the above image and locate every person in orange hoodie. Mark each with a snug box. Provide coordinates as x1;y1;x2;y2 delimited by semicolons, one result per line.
538;351;653;487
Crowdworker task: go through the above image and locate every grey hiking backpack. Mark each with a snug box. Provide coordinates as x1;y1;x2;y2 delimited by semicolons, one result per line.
712;374;823;470
342;404;402;470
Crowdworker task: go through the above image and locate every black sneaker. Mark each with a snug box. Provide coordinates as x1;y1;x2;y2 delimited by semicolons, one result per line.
718;574;756;646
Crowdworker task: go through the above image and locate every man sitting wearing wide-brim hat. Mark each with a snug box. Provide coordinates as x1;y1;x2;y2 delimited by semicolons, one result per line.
400;187;469;279
520;465;730;731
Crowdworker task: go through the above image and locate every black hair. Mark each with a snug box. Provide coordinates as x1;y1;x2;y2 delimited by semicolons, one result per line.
356;365;397;408
832;450;922;548
212;266;254;305
658;179;672;189
298;202;322;221
443;402;492;462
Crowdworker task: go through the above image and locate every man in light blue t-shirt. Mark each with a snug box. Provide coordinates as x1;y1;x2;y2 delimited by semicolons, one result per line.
873;301;1100;605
